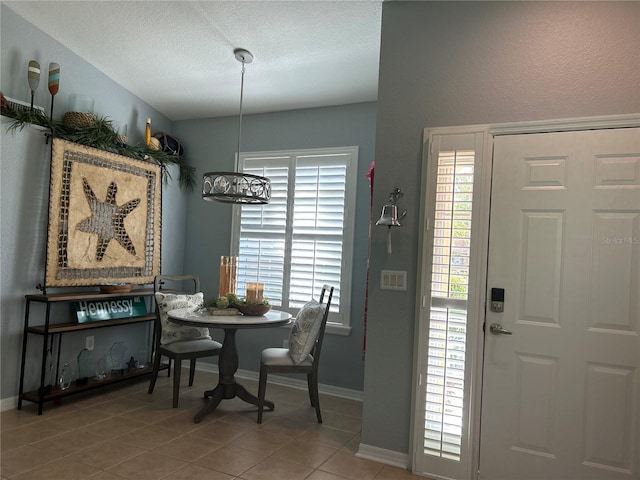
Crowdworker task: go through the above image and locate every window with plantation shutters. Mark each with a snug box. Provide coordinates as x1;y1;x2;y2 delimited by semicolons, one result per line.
231;147;357;330
424;150;474;461
414;129;487;480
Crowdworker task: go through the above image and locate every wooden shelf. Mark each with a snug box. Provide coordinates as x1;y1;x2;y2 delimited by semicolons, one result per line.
19;288;162;415
21;364;168;404
25;289;156;303
27;314;156;334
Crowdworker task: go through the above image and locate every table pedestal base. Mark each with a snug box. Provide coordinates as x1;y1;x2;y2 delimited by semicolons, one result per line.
193;328;274;423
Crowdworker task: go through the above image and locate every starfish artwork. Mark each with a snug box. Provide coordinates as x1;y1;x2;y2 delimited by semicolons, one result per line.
76;178;141;261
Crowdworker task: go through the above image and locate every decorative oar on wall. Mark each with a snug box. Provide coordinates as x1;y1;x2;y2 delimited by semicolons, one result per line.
48;62;60;121
27;60;40;112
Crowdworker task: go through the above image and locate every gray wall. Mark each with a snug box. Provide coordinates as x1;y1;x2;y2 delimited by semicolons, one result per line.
0;5;185;401
173;102;377;390
362;0;640;455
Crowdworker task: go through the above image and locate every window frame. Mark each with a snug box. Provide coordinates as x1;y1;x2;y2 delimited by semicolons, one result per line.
230;146;358;335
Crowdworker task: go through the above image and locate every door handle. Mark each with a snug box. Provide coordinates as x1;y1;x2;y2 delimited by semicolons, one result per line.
489;323;512;335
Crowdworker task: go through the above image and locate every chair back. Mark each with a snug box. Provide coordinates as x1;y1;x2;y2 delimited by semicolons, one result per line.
152;274;200;347
309;284;334;366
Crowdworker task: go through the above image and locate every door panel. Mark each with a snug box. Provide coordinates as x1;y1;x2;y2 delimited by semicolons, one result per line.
479;128;640;480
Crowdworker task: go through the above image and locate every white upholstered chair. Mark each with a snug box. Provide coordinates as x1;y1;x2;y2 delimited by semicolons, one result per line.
257;284;334;424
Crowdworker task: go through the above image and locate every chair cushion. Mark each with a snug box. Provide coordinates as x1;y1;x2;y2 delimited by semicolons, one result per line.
288;300;324;365
155;292;211;345
263;347;313;367
160;338;222;354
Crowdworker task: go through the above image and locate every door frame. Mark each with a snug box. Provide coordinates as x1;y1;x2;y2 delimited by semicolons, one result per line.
411;113;640;480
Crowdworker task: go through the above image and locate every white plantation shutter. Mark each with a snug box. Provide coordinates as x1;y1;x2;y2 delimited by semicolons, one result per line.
233;147;357;327
424;150;475;461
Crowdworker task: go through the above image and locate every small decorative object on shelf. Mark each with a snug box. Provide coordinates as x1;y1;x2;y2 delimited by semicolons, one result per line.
47;62;60;121
76;348;92;385
95;357;107;381
59;362;72;390
109;342;127;374
145;118;151;147
153;131;184;157
64;93;96;128
126;356;138;372
27;60;40;111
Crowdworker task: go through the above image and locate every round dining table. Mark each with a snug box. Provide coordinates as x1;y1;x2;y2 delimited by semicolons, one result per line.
167;308;292;423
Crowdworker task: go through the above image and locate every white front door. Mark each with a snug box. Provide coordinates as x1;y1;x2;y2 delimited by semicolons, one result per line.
479;128;640;480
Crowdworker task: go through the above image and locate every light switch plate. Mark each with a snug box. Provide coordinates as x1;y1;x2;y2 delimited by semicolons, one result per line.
381;270;407;291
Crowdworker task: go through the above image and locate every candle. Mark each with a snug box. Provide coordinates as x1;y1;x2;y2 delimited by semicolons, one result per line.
218;256;237;297
246;282;264;303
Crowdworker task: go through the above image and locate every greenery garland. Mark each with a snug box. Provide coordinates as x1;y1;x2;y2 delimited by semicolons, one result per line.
2;107;196;191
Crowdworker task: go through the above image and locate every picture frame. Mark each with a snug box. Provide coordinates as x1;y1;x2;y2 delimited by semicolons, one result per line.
45;139;161;287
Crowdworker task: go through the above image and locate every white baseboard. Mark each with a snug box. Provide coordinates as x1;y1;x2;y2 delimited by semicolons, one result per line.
356;442;409;469
1;396;18;412
1;364;364;413
198;363;364;402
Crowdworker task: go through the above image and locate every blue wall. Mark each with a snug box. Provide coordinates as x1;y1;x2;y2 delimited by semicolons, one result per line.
0;4;185;401
173;103;378;391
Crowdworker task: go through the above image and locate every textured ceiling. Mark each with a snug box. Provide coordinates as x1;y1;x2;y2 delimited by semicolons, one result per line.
5;1;383;120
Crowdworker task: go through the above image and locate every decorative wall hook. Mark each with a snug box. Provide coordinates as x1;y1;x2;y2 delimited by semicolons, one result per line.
376;187;407;253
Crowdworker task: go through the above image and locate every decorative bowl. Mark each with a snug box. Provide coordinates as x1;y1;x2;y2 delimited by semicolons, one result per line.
236;304;271;316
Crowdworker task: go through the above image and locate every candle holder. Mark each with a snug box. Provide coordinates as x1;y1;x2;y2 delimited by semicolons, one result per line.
219;256;238;297
246;282;264;303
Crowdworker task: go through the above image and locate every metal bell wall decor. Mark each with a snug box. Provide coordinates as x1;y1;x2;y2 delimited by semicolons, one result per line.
376;187;406;254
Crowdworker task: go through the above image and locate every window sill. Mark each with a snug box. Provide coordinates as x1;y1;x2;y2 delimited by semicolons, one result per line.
280;322;351;336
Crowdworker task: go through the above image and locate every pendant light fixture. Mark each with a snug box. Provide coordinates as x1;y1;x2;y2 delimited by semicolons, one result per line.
202;48;271;204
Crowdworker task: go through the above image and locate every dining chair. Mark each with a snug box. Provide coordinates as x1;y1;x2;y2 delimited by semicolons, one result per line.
257;284;334;424
148;274;222;407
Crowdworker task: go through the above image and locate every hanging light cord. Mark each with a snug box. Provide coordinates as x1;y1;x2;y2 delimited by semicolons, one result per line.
237;60;246;158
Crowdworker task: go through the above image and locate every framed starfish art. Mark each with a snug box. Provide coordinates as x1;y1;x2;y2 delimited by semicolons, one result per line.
45;139;161;287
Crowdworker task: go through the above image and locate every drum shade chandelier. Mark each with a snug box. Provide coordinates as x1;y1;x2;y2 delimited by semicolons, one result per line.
202;48;271;204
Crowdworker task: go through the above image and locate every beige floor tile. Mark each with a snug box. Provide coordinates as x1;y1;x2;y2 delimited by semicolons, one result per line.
0;408;43;431
0;444;60;478
93;396;149;415
191;418;254;444
270;438;338;468
11;457;99;480
193;445;266;476
85;472;129;480
114;424;181;449
319;450;385;480
151;409;213;434
163;463;235;480
106;451;187;480
47;406;112;429
151;433;223;462
321;411;363;434
256;414;312;437
68;438;148;470
372;465;430;479
226;429;291;455
239;456;314;480
297;425;357;449
0;376;394;480
30;427;106;457
0;419;70;452
321;396;363;418
76;416;146;439
305;471;351;480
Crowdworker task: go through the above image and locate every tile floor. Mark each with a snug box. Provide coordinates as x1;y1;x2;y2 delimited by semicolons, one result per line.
1;369;428;480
